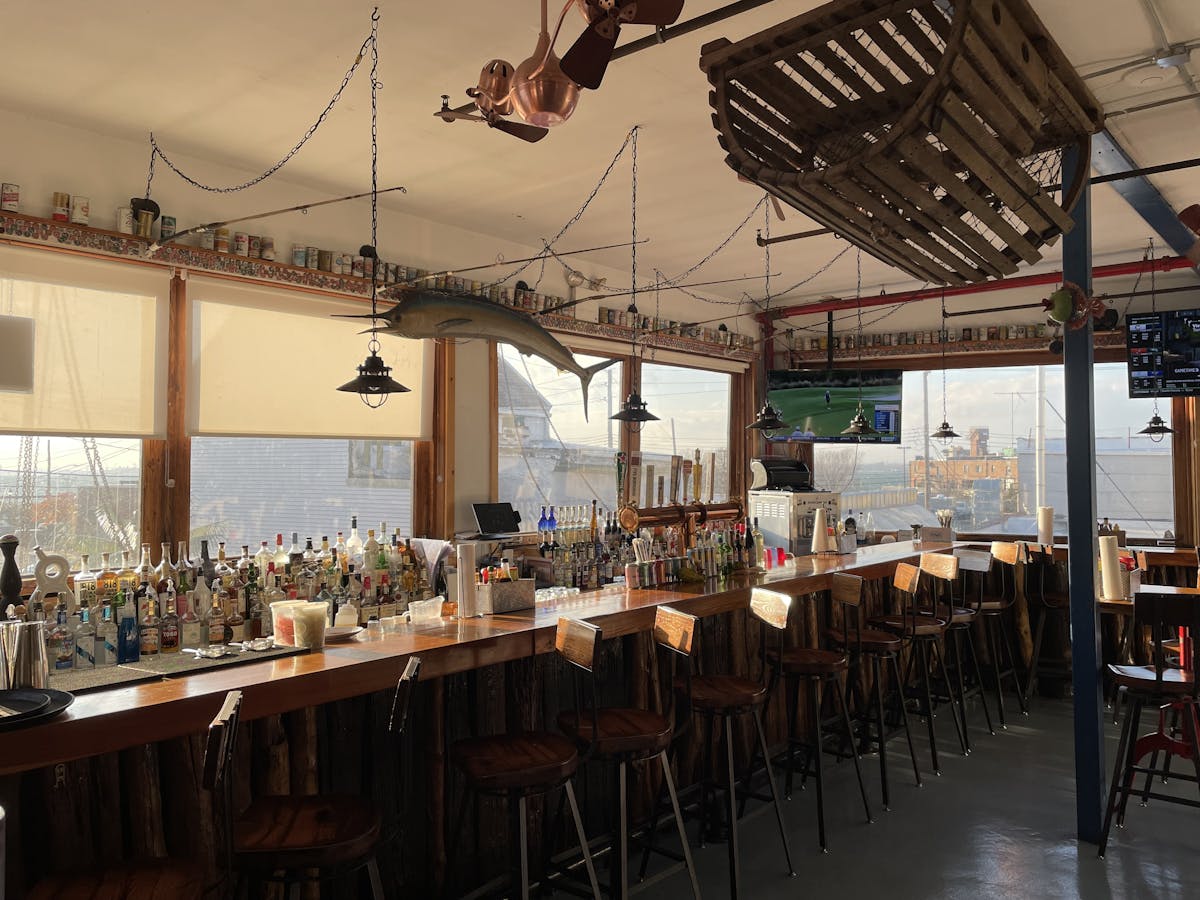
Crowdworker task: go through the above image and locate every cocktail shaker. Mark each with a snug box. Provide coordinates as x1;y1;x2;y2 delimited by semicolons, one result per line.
1;620;49;689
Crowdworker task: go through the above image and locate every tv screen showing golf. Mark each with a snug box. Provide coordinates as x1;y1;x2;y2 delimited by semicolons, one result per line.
766;369;903;444
1127;308;1200;397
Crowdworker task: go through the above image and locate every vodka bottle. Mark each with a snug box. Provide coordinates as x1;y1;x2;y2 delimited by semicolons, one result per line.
160;593;180;653
140;598;161;656
116;600;139;664
363;529;380;577
75;607;96;669
75;554;98;609
96;602;119;666
48;606;75;671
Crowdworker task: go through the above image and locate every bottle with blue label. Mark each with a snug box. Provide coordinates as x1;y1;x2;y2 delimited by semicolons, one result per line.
117;600;140;664
74;607;96;669
96;602;119;666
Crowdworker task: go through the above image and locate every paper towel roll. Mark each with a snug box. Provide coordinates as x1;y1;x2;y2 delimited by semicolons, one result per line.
1099;535;1124;601
1037;507;1054;546
811;508;828;555
457;543;478;618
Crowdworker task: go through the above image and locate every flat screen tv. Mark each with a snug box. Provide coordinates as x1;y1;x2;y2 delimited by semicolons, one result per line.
766;369;903;444
1127;308;1200;397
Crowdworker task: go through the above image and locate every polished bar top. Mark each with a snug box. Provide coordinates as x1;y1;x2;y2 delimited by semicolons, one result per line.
4;538;1190;775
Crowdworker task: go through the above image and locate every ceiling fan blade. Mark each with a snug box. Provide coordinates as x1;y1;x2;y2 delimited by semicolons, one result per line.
561;22;620;90
491;118;550;143
433;108;484;122
624;0;685;26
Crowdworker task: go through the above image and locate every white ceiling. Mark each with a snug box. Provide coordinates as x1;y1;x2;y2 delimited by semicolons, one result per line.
1;0;1198;315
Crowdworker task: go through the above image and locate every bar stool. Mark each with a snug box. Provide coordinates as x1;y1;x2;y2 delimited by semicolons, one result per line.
756;579;872;851
668;603;794;898
1024;542;1070;705
1099;551;1147;722
937;549;997;747
1099;589;1200;857
869;562;952;775
554;615;701;900
916;552;972;755
825;573;923;810
966;541;1030;726
449;662;600;900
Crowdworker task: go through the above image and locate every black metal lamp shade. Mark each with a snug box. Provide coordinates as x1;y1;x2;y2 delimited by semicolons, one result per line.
338;352;410;408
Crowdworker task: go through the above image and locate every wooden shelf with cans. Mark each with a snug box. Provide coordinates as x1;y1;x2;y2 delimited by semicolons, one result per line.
785;326;1128;370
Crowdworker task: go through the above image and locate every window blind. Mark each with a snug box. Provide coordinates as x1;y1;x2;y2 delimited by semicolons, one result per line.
188;276;432;440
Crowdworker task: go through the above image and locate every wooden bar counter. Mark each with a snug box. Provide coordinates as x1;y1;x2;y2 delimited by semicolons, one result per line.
0;540;938;777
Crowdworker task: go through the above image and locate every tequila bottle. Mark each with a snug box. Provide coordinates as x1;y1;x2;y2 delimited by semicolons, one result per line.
116;550;138;599
74;554;98;609
97;551;118;603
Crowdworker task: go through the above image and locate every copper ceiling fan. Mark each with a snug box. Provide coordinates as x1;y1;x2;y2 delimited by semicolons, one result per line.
434;0;684;141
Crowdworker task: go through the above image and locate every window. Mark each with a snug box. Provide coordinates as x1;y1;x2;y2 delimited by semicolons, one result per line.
638;362;732;504
0;436;141;574
190;437;413;547
815;363;1173;538
496;344;622;530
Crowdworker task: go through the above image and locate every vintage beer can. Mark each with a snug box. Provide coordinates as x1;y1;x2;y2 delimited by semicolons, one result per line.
260;236;275;261
234;232;249;256
318;249;334;272
248;235;261;258
291;244;306;266
305;246;319;269
159;215;176;240
116;206;134;234
352;255;365;278
214;228;231;253
0;183;19;212
198;229;215;250
52;192;71;221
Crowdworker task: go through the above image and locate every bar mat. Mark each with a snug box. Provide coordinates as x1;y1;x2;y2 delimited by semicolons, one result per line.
46;645;307;695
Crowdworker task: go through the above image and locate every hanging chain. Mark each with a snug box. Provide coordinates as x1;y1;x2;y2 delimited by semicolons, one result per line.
762;196;771;308
856;249;865;406
630;125;639;308
941;287;950;419
367;7;381;356
1148;237;1161;417
146;26;375;196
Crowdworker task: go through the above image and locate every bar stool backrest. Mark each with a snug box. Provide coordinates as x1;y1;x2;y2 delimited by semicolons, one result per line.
990;541;1026;610
654;605;699;740
389;656;423;735
831;572;865;655
920;552;959;618
1134;590;1200;698
749;587;792;632
557;618;603;755
203;690;244;881
893;562;920;613
1024;543;1065;610
954;549;991;612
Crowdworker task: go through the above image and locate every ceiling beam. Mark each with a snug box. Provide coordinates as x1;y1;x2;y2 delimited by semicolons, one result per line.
1092;128;1198;265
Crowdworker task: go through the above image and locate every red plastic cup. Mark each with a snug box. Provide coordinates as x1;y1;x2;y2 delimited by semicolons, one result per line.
776;547;786;566
762;548;773;570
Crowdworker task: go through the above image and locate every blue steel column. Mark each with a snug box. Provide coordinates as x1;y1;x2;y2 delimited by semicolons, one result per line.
1061;141;1105;843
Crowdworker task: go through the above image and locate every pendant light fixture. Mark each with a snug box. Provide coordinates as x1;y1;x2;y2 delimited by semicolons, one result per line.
931;288;959;441
748;197;788;434
842;250;878;437
338;10;409;408
1136;240;1172;441
611;127;658;432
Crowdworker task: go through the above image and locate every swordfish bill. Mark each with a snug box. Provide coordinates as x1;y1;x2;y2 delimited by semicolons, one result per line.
335;291;618;419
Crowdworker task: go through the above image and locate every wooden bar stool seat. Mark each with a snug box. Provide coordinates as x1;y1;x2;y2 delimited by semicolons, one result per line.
826;626;901;653
917;605;977;625
683;673;768;711
767;646;848;675
451;732;580;792
557;707;672;756
232;794;382;871
28;860;205;900
870;612;947;636
1110;665;1195;694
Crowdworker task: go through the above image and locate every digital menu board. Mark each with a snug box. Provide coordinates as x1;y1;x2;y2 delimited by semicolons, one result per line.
1127;308;1200;397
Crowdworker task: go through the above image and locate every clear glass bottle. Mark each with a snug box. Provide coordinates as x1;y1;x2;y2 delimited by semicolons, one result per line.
97;551;119;603
316;535;332;566
176;541;193;593
116;549;138;600
334;531;348;573
155;542;178;594
363;529;380;573
263;576;286;637
135;543;154;587
160;593;180;653
139;598;161;656
96;601;119;666
207;597;226;646
254;540;273;589
180;591;203;649
74;553;98;610
74;606;96;669
303;537;317;567
48;603;75;671
134;578;157;625
226;593;246;644
346;516;364;567
271;533;288;576
215;541;235;590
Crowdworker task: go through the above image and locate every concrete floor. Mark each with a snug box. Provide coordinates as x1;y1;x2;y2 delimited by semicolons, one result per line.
641;698;1200;900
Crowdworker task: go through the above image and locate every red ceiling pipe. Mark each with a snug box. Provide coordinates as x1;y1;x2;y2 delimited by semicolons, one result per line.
758;254;1195;323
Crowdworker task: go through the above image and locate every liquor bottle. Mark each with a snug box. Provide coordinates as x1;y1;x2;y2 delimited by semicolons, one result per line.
254;540;272;589
96;601;119;666
180;591;203;649
538;506;548;550
116;600;139;664
752;517;765;565
272;533;289;576
48;606;75;671
199;539;217;585
135;542;155;587
316;535;332;566
207;597;226;646
346;517;364;567
547;506;558;548
75;553;98;609
315;576;335;626
215;541;235;590
334;531;348;573
375;535;390;579
363;529;380;575
590;499;599;545
160;593;180;653
75;605;96;669
379;573;398;619
97;551;119;603
262;576;284;637
116;550;138;599
140;598;161;656
155;542;178;594
176;541;194;593
237;545;254;581
226;594;246;644
287;532;304;574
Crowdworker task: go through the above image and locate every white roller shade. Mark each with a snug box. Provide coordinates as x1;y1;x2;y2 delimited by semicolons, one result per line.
188;276;432;440
0;245;168;437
